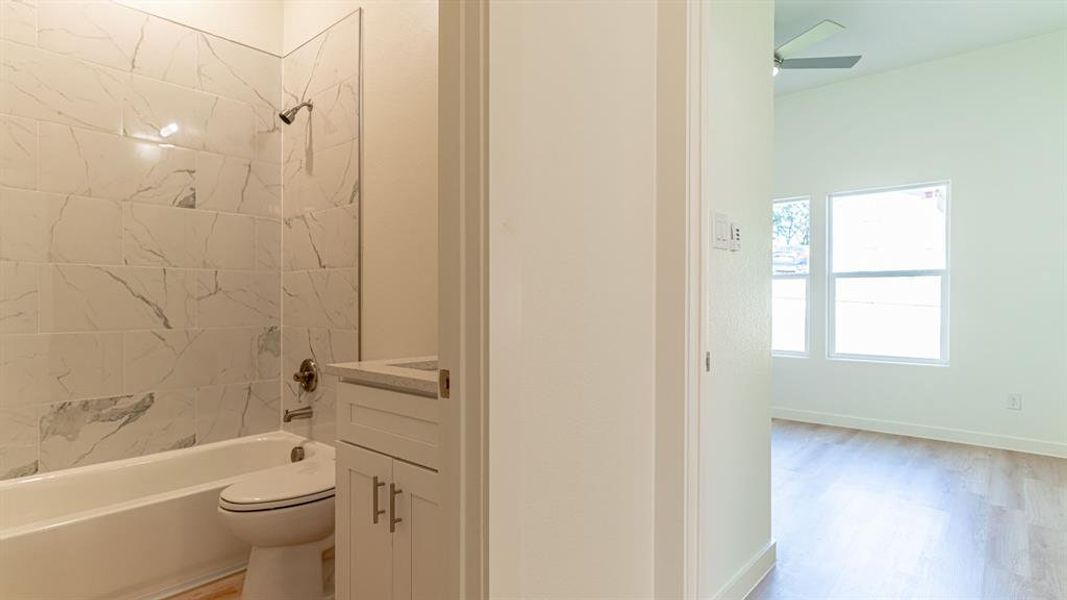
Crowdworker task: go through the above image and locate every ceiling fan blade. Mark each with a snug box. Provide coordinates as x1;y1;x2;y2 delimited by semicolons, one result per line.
779;55;862;70
775;19;845;60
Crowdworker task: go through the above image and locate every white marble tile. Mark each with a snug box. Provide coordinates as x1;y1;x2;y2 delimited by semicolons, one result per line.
282;138;359;217
282;327;357;380
0;113;35;189
0;40;127;133
0;188;122;264
123;326;279;392
196;270;279;328
125;75;255;158
0;0;36;44
255;217;281;271
282;268;358;329
252;101;283;165
38;390;195;471
282;76;359;157
195;380;279;444
0;405;38;480
133;13;198;87
0;261;37;333
197;32;280;110
38;264;195;332
283;204;358;270
283;11;359;101
123;203;255;270
38;122;196;207
1;332;123;406
195;152;281;218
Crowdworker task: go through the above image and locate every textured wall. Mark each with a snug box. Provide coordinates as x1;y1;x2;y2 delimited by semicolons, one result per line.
0;0;286;479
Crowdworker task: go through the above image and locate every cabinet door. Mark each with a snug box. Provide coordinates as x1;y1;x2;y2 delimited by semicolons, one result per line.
391;461;442;600
336;442;394;600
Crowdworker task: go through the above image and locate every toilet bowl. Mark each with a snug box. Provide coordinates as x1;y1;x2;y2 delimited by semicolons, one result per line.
218;457;335;600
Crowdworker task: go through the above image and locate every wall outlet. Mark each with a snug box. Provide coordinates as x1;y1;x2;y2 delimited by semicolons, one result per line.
1006;393;1023;411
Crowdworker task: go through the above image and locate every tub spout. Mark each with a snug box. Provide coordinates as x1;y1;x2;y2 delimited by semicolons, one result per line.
283;406;313;422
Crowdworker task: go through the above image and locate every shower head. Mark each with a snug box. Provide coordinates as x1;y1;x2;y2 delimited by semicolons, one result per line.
278;100;313;125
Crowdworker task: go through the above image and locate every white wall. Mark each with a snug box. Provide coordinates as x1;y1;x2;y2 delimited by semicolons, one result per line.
282;0;439;360
487;1;659;595
773;30;1067;456
115;0;284;54
699;1;776;597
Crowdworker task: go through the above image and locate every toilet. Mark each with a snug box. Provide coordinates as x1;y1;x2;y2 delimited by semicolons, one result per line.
218;457;336;600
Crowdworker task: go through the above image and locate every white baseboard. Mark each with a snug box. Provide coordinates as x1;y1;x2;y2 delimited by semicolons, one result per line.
710;539;777;600
772;407;1067;459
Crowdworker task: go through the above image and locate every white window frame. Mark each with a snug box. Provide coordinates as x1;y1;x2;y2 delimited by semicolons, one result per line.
772;196;812;357
826;181;951;366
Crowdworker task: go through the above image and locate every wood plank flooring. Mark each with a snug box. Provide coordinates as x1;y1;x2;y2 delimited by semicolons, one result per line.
750;420;1067;600
167;572;243;600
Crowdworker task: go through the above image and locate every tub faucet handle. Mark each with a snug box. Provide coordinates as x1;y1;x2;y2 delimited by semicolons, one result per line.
292;358;319;392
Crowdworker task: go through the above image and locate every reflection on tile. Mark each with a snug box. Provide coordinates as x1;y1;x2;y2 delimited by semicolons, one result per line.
255;218;281;271
0;114;36;189
0;406;37;480
196;270;280;328
0;261;37;333
283;11;359;101
283;204;358;270
1;333;123;406
124;327;279;392
283;139;359;217
0;0;36;44
0;188;122;264
282;269;358;329
39;122;196;207
38;391;195;472
123;203;255;270
38;264;195;332
196;153;280;217
0;40;127;133
195;380;279;444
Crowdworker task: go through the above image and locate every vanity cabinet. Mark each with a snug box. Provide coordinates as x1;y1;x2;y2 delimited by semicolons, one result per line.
335;378;442;600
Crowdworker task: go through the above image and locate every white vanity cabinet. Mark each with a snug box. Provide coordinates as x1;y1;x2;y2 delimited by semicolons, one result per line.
334;375;442;600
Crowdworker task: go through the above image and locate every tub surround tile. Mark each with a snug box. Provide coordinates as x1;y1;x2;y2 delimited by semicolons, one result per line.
123;203;256;270
195;153;281;218
254;218;282;271
0;261;37;333
0;40;127;134
0;188;123;264
0;405;37;480
0;0;36;44
1;332;124;406
195;380;279;445
282;138;359;217
196;270;280;328
282;269;358;329
38;122;196;207
281;77;359;157
283;204;358;270
0;114;36;189
37;391;195;472
38;264;196;332
282;12;360;102
196;33;280;112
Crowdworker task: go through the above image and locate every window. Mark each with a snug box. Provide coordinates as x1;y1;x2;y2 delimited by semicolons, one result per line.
772;198;810;354
828;183;949;363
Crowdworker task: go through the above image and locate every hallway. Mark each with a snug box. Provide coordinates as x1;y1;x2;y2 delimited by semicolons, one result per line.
751;421;1067;599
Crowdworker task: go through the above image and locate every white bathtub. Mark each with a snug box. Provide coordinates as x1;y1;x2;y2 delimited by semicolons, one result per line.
0;431;334;600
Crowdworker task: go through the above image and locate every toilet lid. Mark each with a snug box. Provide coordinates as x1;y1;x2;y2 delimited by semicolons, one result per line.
220;459;335;512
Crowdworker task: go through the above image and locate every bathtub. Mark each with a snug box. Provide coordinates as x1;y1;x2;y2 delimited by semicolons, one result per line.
0;431;334;600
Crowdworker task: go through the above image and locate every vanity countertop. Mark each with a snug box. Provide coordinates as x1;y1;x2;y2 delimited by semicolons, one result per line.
326;356;438;398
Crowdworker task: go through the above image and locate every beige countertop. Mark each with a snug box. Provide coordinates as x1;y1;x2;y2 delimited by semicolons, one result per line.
325;356;438;398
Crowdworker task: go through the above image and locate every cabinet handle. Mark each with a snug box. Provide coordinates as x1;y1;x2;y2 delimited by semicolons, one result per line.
372;476;386;524
389;482;403;533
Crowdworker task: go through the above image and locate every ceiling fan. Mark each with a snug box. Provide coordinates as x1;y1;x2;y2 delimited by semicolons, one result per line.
774;19;862;76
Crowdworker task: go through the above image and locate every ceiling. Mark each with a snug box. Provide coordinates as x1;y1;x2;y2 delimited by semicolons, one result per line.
774;0;1067;95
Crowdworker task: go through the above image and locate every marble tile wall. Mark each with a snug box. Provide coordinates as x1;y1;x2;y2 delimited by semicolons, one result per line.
0;0;292;479
280;11;361;445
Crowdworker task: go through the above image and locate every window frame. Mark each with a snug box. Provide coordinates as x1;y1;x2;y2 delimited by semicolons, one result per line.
772;196;812;358
826;181;951;366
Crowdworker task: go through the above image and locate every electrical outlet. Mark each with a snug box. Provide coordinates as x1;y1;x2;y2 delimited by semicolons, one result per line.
1006;393;1023;411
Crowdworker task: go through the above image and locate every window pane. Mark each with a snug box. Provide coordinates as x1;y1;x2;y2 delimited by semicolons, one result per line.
773;279;807;353
832;184;947;273
834;276;942;360
773;199;810;275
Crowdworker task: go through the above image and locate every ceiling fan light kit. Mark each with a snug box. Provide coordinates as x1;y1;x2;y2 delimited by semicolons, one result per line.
774;19;863;76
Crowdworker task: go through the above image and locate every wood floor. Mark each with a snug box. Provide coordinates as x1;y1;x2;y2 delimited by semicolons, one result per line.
750;420;1067;600
167;571;243;600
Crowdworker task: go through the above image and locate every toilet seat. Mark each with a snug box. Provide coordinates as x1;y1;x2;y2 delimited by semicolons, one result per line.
220;459;335;512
